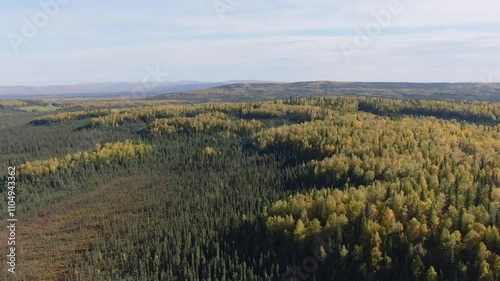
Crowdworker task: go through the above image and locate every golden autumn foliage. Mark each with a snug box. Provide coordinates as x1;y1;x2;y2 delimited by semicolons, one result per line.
265;185;500;278
32;109;114;124
149;111;263;135
5;95;500;280
91;104;204;127
203;146;217;156
0;99;29;108
18;140;152;177
89;101;327;127
259;97;500;279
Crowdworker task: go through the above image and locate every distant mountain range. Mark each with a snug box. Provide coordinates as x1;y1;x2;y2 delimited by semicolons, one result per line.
2;81;500;102
0;80;276;99
149;81;500;102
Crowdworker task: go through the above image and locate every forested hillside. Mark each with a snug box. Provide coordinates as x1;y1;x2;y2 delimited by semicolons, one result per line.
1;96;499;280
150;82;500;103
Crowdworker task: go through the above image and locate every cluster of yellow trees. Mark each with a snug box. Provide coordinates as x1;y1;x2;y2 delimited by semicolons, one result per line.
33;109;114;124
29;96;500;130
259;109;500;280
18;140;152;177
257;113;500;171
90;104;205;127
149;111;263;135
30;100;331;129
33;104;191;126
0;100;29;108
265;186;500;280
91;102;329;127
227;102;328;121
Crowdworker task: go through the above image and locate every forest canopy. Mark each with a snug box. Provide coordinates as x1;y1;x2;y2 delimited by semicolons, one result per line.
1;95;500;281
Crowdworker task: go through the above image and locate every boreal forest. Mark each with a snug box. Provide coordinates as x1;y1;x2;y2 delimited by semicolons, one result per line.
1;93;500;281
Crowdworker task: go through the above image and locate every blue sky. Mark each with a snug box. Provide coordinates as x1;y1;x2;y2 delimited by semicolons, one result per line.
1;0;499;86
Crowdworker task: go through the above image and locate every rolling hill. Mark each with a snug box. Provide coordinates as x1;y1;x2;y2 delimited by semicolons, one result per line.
0;80;274;99
149;81;500;102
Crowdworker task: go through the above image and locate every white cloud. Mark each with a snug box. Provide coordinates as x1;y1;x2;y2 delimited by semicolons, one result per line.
0;0;499;85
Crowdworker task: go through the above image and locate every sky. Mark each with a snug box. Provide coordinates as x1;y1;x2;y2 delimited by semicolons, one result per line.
0;0;499;86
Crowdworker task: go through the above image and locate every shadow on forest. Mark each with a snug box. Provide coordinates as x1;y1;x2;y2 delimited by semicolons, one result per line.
72;123;94;131
358;102;499;126
217;219;298;280
218;218;346;281
241;142;317;193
